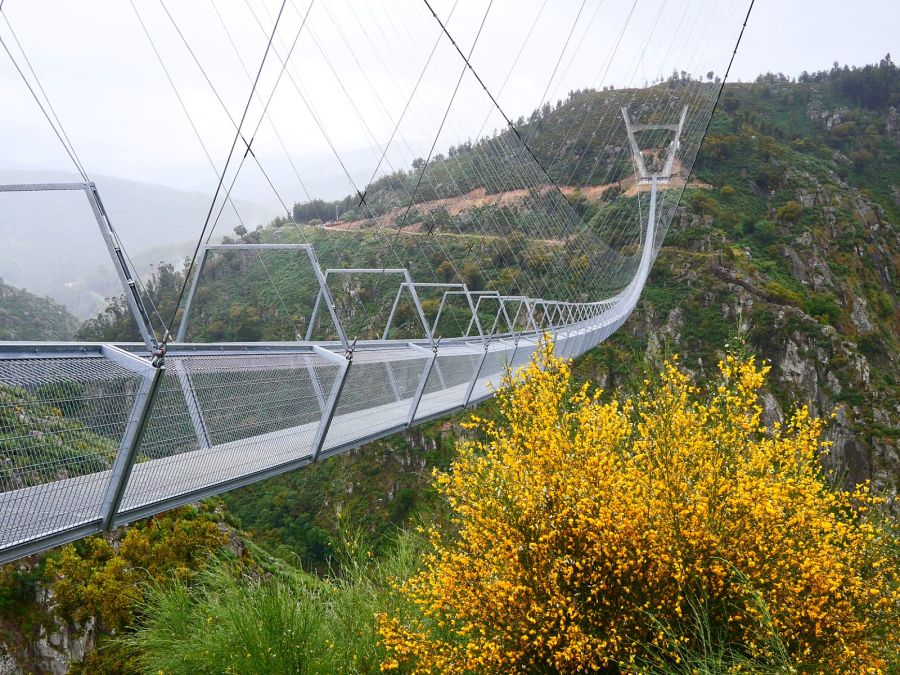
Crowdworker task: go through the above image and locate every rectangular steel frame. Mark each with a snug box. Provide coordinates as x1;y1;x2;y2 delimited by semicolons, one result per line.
0;182;158;351
306;268;433;346
0;343;162;563
176;243;348;350
464;292;515;338
385;282;481;343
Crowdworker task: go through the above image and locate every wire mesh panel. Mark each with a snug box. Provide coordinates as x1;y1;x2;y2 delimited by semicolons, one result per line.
119;350;341;516
509;338;538;373
0;353;144;552
468;340;517;403
555;332;573;359
565;330;583;360
323;346;430;450
412;344;483;422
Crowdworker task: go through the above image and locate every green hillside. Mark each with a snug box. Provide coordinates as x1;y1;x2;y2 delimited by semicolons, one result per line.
0;278;80;340
225;59;900;565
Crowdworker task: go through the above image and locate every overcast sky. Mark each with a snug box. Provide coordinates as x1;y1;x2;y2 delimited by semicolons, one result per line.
0;0;896;207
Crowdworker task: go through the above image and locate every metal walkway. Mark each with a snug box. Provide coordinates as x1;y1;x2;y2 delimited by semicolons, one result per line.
0;308;638;563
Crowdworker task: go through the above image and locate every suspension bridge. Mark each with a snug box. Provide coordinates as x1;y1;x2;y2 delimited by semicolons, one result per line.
0;0;753;563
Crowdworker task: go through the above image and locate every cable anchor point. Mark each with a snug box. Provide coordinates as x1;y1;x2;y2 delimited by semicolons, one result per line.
345;336;358;361
151;331;171;368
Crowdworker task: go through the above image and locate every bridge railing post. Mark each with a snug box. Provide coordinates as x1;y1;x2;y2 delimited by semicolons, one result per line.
506;336;521;377
174;366;211;449
309;346;353;462
464;343;490;407
382;283;406;341
175;246;210;342
99;355;165;530
306;357;328;412
84;184;158;352
407;342;437;425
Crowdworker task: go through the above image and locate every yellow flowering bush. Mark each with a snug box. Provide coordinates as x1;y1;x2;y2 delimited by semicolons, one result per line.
379;341;898;672
49;506;228;631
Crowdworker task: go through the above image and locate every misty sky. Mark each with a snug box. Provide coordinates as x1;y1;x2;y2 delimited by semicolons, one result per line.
0;0;897;209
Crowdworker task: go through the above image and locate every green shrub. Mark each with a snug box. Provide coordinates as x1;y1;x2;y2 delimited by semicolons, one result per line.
802;292;842;325
764;280;802;305
775;200;804;222
749;219;778;244
687;191;720;215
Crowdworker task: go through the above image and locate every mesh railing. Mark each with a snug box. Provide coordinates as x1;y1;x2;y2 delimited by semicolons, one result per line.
412;344;483;422
0;301;642;562
0;352;144;550
468;340;516;403
323;346;431;451
119;350;342;517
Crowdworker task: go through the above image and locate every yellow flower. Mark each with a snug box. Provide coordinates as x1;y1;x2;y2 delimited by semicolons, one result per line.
378;340;899;673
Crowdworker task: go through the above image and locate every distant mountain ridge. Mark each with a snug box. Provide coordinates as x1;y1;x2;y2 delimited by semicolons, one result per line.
0;170;278;317
0;277;80;340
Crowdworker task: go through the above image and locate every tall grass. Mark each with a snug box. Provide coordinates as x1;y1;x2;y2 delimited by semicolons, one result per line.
124;530;423;674
633;582;796;674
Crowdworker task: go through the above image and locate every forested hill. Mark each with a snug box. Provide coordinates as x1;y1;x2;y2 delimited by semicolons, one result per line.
77;58;898;498
586;57;899;497
0;278;80;340
290;58;899;226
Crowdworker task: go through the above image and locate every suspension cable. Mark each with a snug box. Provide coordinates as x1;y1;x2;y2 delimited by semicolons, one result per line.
210;0;320;226
164;0;288;341
682;0;754;189
421;0;580;222
0;6;171;335
129;0;248;233
523;0;586;145
203;0;312;245
375;0;493;306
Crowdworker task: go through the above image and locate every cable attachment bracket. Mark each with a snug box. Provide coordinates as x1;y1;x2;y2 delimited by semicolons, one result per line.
151;330;170;368
345;336;358;361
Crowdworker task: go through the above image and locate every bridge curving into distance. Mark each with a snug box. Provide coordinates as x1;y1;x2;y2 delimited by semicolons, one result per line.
0;0;754;563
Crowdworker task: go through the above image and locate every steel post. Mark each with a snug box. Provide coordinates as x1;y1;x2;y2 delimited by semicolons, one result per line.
407;342;436;425
382;284;405;340
306;357;327;412
175;365;211;449
464;345;490;406
307;250;350;350
384;360;402;401
309;347;352;462
175;247;210;342
84;183;158;351
305;289;324;341
621;106;650;181
99;364;165;530
403;271;434;346
507;338;520;374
